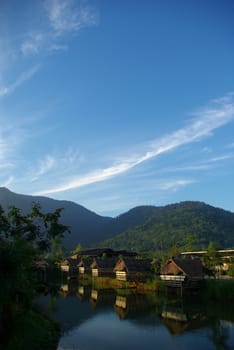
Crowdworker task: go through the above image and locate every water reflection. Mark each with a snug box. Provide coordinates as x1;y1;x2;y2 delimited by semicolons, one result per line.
160;299;209;335
34;281;234;350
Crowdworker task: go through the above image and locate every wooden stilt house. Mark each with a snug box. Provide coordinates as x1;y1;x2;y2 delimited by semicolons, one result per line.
60;257;79;275
90;257;117;278
114;258;152;282
160;257;204;289
77;258;93;275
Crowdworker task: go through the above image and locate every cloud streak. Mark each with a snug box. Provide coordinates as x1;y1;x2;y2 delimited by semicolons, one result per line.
158;179;194;191
0;176;14;188
0;65;40;97
31;155;56;182
20;0;98;57
34;94;234;196
45;0;97;35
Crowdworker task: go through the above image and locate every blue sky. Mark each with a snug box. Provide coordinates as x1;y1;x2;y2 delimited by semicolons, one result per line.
0;0;234;216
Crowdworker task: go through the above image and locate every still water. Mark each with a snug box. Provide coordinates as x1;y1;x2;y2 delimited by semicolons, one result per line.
35;282;234;350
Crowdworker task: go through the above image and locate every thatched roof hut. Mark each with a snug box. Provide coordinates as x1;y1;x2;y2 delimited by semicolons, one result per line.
114;258;152;282
60;257;79;273
77;258;93;274
90;257;117;277
160;257;204;288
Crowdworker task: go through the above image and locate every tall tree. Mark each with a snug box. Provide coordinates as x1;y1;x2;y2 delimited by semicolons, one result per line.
0;203;69;337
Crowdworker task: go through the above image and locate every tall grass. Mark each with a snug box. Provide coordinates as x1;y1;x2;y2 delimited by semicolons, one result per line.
205;279;234;301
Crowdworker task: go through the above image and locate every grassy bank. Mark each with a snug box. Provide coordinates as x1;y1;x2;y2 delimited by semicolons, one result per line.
1;308;60;350
204;279;234;301
86;275;166;293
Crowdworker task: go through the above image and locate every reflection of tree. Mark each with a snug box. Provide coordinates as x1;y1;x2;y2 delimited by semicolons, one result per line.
208;321;231;350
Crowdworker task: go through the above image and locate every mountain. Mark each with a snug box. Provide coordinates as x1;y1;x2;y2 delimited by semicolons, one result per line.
1;188;234;253
0;188;157;250
99;201;234;254
0;187;111;250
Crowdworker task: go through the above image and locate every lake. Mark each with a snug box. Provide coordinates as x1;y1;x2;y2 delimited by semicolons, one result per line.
34;281;234;350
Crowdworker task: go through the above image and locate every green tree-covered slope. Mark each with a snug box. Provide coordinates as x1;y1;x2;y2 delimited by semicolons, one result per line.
100;201;234;254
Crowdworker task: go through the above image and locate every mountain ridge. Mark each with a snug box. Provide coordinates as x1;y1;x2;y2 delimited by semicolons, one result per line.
0;187;233;252
100;201;234;253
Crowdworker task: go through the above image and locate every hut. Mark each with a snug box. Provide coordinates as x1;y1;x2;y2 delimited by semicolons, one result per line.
90;257;117;278
160;257;204;289
77;258;93;275
114;258;152;282
60;257;79;275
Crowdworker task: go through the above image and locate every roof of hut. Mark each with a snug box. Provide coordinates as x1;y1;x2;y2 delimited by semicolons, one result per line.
90;257;117;269
114;250;138;257
77;257;93;268
61;257;80;267
78;248;114;257
160;257;203;278
77;248;138;258
114;258;152;273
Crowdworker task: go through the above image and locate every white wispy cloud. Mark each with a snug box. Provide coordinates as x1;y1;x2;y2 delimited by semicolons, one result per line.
166;164;213;172
31;155;56;182
0;125;19;166
163;153;233;173
0;64;40;97
45;0;98;35
20;0;98;57
226;142;234;149
21;34;45;56
48;43;68;52
34;93;234;195
0;176;14;188
28;147;85;185
208;154;233;162
158;179;194;191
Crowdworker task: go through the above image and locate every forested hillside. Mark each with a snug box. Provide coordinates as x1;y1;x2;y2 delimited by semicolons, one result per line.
100;201;234;254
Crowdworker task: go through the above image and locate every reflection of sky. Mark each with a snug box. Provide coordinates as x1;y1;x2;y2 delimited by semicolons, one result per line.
57;310;234;350
35;289;234;350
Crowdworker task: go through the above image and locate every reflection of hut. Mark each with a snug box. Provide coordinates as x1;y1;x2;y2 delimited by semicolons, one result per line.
161;302;208;335
162;306;188;322
114;258;152;282
77;258;93;275
76;285;91;301
60;284;69;293
115;295;127;309
114;293;150;320
90;258;117;278
161;312;189;335
89;289;116;309
160;257;204;288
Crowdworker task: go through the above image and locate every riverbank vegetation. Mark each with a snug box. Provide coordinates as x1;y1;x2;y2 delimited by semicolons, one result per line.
1;309;60;350
0;204;68;350
204;279;234;301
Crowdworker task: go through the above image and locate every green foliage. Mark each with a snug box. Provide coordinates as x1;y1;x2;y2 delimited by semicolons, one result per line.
0;203;68;348
204;280;234;301
100;202;234;254
202;241;222;274
72;243;83;255
227;264;234;277
2;310;60;350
